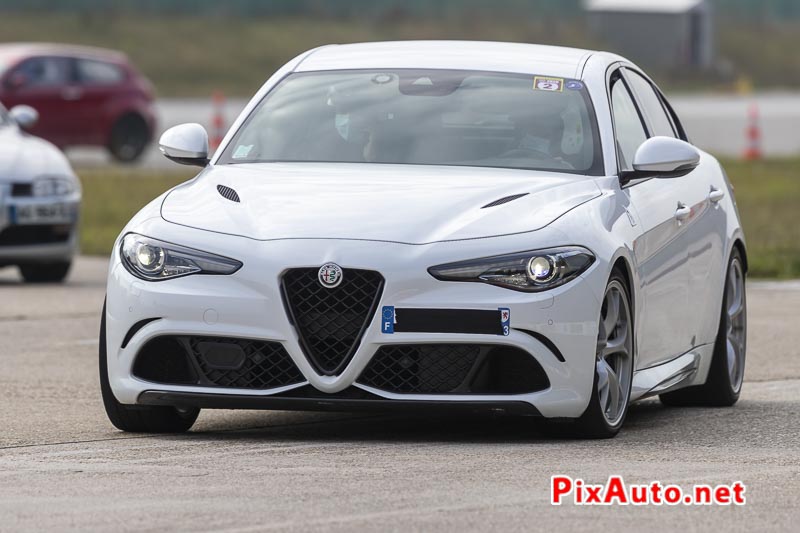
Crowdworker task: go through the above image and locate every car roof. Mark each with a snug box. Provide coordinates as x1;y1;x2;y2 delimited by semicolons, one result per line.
0;42;127;63
295;41;624;79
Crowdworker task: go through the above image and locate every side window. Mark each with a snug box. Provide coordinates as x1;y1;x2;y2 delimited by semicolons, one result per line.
76;59;125;85
11;57;72;88
659;90;688;141
610;74;647;171
625;70;676;138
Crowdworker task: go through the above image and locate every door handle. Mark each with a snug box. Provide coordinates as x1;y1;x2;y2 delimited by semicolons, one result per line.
61;87;83;101
674;203;691;222
709;186;725;203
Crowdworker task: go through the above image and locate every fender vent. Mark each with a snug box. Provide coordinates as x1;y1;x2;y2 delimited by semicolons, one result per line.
481;193;529;209
217;184;240;203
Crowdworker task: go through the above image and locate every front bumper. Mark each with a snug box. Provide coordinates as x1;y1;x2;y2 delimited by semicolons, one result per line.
138;388;542;416
0;192;80;264
106;231;603;419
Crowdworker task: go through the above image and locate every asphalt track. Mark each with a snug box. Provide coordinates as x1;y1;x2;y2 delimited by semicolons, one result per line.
1;257;798;531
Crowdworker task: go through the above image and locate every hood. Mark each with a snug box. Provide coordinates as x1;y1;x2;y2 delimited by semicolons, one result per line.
160;163;601;244
0;126;73;182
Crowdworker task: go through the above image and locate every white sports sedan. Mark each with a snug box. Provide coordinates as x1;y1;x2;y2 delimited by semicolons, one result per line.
101;42;747;438
0;103;81;282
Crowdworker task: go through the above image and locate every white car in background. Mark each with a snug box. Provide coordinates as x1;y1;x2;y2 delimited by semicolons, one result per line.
0;103;81;282
101;41;747;438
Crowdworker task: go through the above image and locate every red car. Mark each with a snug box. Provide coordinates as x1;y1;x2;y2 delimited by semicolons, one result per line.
0;43;156;162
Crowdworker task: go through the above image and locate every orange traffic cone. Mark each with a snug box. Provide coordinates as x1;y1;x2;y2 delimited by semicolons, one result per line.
742;103;762;161
210;91;226;151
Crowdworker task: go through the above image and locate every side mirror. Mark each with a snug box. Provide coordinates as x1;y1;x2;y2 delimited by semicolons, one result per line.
621;137;701;183
9;105;39;130
159;123;209;167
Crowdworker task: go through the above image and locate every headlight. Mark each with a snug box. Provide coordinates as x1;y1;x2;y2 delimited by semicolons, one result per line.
121;233;242;281
428;247;595;292
33;177;76;197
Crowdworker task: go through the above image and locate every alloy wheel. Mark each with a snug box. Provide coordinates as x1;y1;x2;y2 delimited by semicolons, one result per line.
725;258;747;394
595;280;634;427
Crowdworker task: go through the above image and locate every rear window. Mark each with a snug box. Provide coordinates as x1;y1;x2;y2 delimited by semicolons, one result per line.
219;69;603;176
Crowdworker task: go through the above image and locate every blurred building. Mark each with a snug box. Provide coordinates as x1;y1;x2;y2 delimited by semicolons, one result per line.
585;0;714;69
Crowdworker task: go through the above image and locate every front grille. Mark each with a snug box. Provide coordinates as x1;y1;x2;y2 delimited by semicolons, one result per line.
282;268;384;375
0;225;71;247
132;335;305;390
358;344;550;395
187;337;304;389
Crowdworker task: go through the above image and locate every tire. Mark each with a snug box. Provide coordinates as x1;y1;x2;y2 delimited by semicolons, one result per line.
660;249;746;407
19;261;71;283
573;270;635;438
108;114;150;163
100;301;199;433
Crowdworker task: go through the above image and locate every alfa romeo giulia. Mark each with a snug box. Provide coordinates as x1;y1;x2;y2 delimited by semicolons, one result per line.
100;41;747;438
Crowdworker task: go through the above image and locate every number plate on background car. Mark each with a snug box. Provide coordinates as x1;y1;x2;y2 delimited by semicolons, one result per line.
10;203;76;225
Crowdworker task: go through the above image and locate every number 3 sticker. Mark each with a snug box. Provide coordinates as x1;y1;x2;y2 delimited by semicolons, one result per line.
499;307;511;336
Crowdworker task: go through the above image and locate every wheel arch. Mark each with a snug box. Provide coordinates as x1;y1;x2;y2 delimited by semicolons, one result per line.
609;253;636;318
732;238;748;274
109;110;150;137
608;252;638;370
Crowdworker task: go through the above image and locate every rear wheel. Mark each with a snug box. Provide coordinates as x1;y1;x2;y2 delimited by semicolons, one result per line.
660;249;746;407
19;261;71;283
573;271;634;438
100;302;199;432
108;114;149;163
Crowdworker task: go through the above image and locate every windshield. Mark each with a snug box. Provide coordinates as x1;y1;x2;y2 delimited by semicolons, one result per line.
219;69;603;175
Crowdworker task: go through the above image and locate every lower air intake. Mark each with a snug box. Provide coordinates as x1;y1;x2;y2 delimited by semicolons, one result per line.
188;337;304;389
357;344;550;394
132;336;304;390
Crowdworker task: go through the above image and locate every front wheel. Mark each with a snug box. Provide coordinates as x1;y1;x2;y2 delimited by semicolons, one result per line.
100;301;199;432
573;271;635;438
108;114;149;163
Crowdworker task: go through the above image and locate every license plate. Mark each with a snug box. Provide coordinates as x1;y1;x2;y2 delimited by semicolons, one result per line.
10;203;76;225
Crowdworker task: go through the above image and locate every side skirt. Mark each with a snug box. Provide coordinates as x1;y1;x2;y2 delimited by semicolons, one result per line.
630;344;714;401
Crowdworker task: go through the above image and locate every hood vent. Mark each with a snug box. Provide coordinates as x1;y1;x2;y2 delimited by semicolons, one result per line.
481;193;529;209
216;184;240;203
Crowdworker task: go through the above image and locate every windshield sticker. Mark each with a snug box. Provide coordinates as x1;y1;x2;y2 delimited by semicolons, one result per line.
232;144;254;159
372;73;394;84
566;80;584;90
533;76;564;92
